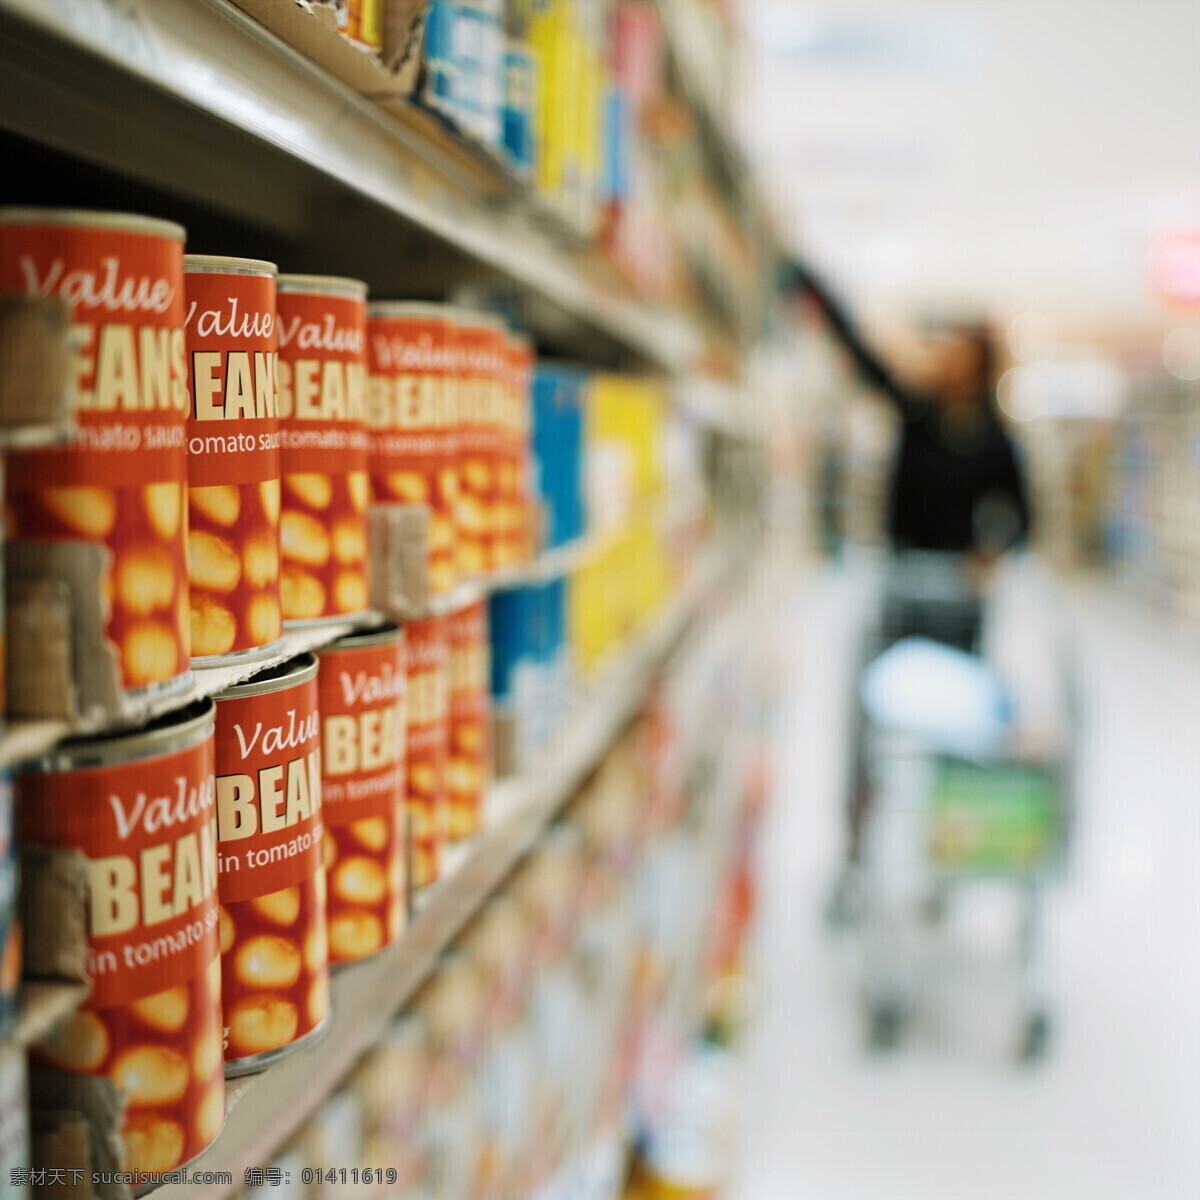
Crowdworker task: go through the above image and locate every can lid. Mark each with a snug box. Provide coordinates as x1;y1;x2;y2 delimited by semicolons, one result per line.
19;698;215;773
368;301;452;320
0;207;186;242
277;274;369;299
185;254;278;277
449;307;510;333
217;652;318;699
322;624;402;653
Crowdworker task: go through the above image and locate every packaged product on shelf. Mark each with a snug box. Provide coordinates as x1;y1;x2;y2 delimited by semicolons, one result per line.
16;701;224;1174
0;1045;30;1200
184;255;284;665
493;332;534;571
531;362;587;550
0;774;15;1040
213;655;331;1074
367;301;459;597
502;2;537;176
304;1087;366;1199
405;615;449;888
337;0;383;50
446;598;490;841
276;275;371;624
316;625;408;965
455;311;507;580
486;585;533;775
357;1015;429;1189
0;209;192;698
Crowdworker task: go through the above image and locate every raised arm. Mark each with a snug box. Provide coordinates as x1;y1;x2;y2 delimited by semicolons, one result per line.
785;259;927;420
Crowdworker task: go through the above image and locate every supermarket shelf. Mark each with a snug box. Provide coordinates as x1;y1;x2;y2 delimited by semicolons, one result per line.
0;0;703;375
487;537;596;592
164;543;732;1200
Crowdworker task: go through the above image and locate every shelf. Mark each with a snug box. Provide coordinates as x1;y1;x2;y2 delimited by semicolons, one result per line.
0;0;704;375
162;543;731;1199
4;981;90;1053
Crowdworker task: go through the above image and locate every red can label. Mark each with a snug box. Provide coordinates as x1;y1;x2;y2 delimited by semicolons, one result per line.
185;267;283;659
454;323;504;580
318;633;408;964
367;312;459;596
276;288;370;622
17;731;225;1173
0;218;191;691
405;617;449;889
446;601;489;842
493;338;533;571
214;669;330;1065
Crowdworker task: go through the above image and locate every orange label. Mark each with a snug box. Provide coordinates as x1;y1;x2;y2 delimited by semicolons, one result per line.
214;671;330;1062
447;601;490;841
405;617;449;888
276;289;370;623
0;219;191;690
16;732;226;1172
185;269;283;658
454;324;505;580
318;633;408;962
368;313;459;595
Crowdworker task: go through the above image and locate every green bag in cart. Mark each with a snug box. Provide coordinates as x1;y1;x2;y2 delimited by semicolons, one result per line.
928;759;1061;875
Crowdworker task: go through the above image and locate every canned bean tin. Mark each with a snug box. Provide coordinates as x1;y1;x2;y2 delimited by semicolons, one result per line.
367;302;460;596
0;209;193;698
185;256;284;665
316;626;408;965
16;701;224;1175
275;276;371;626
214;654;331;1075
0;771;16;1039
454;313;507;580
405;616;449;890
494;332;533;570
446;599;490;842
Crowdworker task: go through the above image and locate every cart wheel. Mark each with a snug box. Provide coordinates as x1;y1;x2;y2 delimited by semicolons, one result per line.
1018;1010;1051;1064
866;1000;905;1052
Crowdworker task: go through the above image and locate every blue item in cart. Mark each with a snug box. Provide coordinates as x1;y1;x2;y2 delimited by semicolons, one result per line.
531;364;587;549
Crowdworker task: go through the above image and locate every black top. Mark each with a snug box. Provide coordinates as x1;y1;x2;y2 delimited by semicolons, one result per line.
792;263;1031;554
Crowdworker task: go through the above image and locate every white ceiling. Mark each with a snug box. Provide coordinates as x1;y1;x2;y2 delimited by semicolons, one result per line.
735;0;1200;330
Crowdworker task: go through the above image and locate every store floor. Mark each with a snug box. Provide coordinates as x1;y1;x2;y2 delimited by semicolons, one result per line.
730;559;1200;1200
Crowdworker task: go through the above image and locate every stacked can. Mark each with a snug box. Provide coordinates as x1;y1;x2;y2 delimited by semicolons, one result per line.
454;312;506;580
17;702;224;1174
317;626;408;965
446;600;490;842
0;776;15;1040
0;209;192;697
405;616;450;888
367;302;459;596
276;275;371;625
184;256;283;665
213;656;331;1075
493;332;533;571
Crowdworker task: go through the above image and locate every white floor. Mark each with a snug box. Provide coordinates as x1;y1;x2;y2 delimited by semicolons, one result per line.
730;563;1200;1200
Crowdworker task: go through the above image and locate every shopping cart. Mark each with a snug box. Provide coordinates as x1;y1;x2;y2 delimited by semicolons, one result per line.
847;554;1071;1062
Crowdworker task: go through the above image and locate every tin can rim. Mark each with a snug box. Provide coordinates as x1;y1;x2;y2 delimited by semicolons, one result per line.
447;307;510;333
277;274;368;299
368;301;452;320
18;698;215;773
321;624;403;652
0;207;186;242
217;652;318;699
185;254;278;277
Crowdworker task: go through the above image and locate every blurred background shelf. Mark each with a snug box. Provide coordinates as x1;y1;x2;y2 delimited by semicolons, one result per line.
0;0;705;374
165;541;732;1200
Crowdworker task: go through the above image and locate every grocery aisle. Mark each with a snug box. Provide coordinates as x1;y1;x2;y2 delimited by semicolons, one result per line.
731;565;1200;1200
